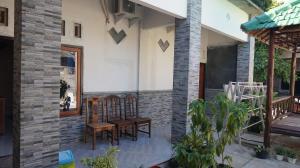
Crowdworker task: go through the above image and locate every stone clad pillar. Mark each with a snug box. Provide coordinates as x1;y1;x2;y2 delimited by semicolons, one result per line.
236;36;255;82
14;0;62;167
171;0;202;143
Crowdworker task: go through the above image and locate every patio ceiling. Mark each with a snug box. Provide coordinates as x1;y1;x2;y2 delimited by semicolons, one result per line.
241;0;300;52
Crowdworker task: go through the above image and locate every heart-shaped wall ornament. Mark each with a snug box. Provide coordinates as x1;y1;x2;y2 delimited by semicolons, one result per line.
109;28;127;44
158;39;170;52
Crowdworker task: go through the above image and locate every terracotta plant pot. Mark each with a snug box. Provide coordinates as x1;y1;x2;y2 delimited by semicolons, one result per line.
287;157;297;164
276;155;284;161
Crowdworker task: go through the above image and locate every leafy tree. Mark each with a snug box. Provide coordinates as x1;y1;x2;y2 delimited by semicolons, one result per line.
252;1;291;83
254;41;291;83
252;0;284;11
252;0;273;10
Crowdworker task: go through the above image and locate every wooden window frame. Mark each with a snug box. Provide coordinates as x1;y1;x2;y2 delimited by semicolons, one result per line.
60;45;83;118
62;20;65;36
74;23;82;38
0;7;8;26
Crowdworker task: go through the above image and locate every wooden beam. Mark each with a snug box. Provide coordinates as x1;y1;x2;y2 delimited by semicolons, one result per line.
290;52;297;96
264;30;275;148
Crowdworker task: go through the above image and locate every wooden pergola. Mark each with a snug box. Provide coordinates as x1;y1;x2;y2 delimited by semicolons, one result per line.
241;0;300;148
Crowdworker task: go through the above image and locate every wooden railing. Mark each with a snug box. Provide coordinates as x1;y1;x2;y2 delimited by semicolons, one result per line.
293;96;300;113
272;96;293;121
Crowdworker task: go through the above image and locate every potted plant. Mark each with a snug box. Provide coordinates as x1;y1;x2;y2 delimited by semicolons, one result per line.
255;145;269;159
286;149;297;164
274;147;285;161
81;147;119;168
174;99;217;168
209;94;249;168
174;94;249;168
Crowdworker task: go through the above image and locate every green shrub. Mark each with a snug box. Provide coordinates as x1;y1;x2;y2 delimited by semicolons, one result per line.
174;99;217;168
286;149;297;159
274;147;286;156
81;147;119;168
174;94;249;168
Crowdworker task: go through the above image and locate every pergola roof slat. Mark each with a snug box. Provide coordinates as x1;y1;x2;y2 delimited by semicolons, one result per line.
241;0;300;148
241;0;300;51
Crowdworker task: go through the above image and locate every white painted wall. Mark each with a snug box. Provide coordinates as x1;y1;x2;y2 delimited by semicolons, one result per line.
1;0;250;92
202;0;249;42
62;0;174;92
1;0;174;92
0;0;14;37
131;0;187;18
62;0;139;92
139;9;174;90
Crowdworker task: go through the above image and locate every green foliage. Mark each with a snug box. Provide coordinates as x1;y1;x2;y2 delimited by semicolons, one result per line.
252;0;273;10
174;94;249;167
174;99;217;168
286;149;297;159
60;80;69;99
254;41;291;83
255;145;265;153
209;94;249;166
274;146;286;155
81;147;119;168
252;0;283;11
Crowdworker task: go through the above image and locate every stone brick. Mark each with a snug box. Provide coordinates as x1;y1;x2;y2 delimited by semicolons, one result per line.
237;37;255;82
138;90;172;128
13;0;62;167
171;0;202;143
60;91;172;147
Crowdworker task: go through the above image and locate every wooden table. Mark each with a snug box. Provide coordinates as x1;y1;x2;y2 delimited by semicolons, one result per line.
0;98;5;134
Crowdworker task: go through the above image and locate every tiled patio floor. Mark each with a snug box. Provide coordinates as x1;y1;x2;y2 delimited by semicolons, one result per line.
61;126;173;168
62;125;300;168
222;144;300;168
1;127;300;168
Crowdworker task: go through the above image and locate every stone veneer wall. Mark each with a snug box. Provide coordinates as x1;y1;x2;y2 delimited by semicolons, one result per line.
205;89;223;101
138;90;172;127
172;0;202;143
237;37;255;82
14;0;62;167
60;90;172;147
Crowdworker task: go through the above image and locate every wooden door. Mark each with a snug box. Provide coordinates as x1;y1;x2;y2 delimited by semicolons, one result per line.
199;63;206;99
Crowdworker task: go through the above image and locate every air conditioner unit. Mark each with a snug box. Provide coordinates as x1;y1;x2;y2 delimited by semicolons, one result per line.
111;0;143;26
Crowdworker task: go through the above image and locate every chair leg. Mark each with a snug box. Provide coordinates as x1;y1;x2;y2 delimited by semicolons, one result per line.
131;125;135;141
84;127;87;143
111;128;115;145
148;122;151;138
93;129;96;150
135;123;138;141
116;126;120;145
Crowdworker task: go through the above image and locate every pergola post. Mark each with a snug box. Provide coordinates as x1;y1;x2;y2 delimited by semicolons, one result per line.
264;30;275;148
290;52;297;96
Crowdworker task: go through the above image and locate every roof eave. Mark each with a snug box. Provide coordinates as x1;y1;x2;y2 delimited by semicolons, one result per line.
228;0;264;16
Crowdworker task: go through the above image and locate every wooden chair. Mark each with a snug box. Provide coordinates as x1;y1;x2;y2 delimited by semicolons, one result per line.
104;95;135;145
125;95;151;140
84;97;115;150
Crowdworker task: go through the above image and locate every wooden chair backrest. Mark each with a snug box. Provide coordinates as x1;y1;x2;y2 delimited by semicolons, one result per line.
104;95;122;121
125;95;138;119
84;97;106;124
